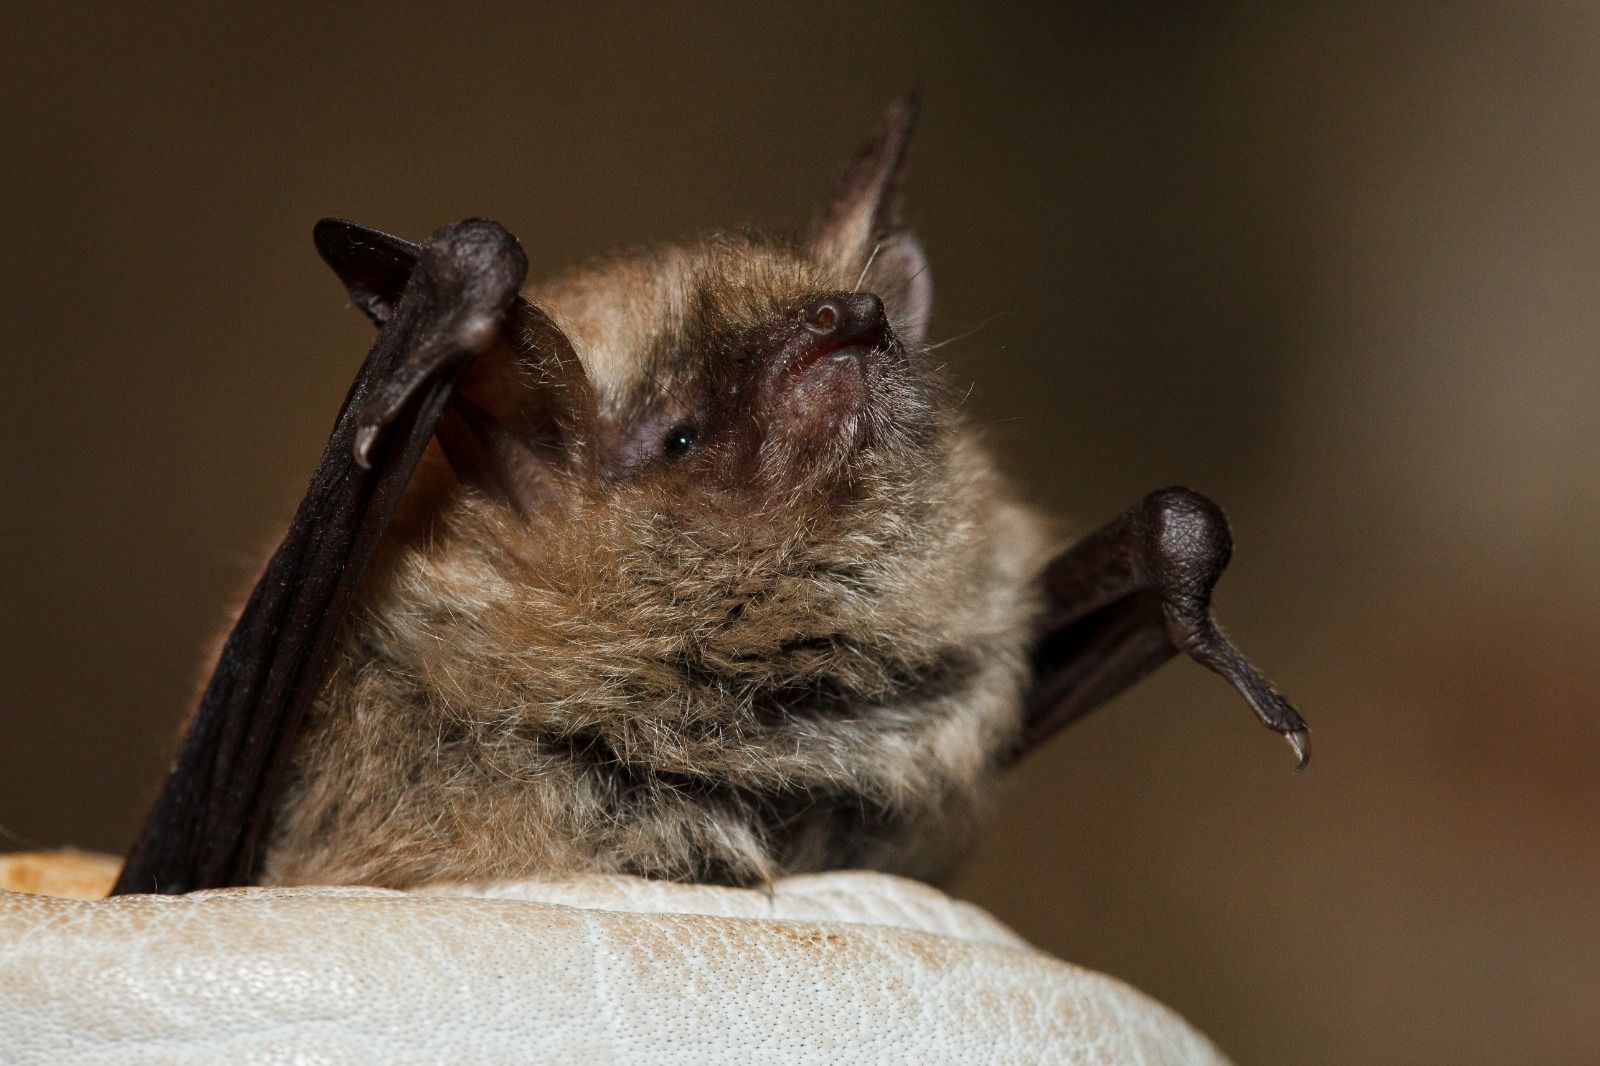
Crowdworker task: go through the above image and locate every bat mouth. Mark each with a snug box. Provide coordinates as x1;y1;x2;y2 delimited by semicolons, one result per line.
785;342;875;379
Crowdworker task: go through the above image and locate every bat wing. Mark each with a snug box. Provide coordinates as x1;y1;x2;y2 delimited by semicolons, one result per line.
1015;487;1309;767
113;218;533;895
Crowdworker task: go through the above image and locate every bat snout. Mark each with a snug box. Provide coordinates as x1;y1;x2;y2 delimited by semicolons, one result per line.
782;292;892;381
802;293;888;347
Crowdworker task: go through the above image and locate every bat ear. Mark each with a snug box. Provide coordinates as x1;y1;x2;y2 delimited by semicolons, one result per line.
314;218;421;326
315;217;597;512
808;91;932;346
442;298;599;514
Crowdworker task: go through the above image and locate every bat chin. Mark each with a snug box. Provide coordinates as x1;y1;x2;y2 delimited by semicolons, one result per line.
778;347;871;431
759;349;886;480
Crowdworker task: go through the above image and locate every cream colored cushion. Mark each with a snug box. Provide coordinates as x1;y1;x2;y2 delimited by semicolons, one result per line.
0;852;1227;1064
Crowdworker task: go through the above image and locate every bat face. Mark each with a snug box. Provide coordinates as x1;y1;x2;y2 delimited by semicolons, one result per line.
560;245;924;498
262;103;1055;888
470;235;934;509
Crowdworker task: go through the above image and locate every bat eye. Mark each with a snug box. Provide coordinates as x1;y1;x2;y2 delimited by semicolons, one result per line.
662;425;697;458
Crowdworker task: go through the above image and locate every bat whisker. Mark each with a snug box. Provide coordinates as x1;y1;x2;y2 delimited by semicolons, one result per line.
648;371;694;413
854;242;884;291
923;311;1014;353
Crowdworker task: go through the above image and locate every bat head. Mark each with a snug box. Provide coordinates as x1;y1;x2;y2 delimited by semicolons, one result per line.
322;97;935;518
491;101;934;529
285;97;1048;889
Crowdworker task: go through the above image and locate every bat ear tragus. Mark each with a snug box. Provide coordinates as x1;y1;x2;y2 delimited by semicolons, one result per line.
808;91;933;348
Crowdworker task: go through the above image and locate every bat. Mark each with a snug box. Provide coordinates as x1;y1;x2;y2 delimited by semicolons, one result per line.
112;95;1307;896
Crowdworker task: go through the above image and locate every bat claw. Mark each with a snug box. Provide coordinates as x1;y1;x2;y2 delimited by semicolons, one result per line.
353;424;379;469
1284;727;1310;771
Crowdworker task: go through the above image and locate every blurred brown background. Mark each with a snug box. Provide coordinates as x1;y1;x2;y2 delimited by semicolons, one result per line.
3;3;1597;1062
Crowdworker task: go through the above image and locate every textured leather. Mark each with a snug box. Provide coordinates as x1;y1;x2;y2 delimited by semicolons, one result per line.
0;855;1228;1065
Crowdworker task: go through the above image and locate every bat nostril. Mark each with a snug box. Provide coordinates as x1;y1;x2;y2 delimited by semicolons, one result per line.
801;294;889;347
805;298;846;335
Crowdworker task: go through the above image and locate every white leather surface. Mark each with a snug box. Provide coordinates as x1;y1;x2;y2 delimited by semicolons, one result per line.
0;869;1229;1065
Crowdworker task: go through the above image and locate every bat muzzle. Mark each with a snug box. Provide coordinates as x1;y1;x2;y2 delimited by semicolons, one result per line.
790;292;890;372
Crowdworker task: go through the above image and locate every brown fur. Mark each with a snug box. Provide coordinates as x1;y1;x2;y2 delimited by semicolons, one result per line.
263;104;1055;889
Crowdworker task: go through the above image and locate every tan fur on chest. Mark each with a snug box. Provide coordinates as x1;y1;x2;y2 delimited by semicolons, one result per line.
266;434;1049;887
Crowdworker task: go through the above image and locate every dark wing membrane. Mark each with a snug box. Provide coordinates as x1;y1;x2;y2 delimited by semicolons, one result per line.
113;219;529;895
1014;487;1309;768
